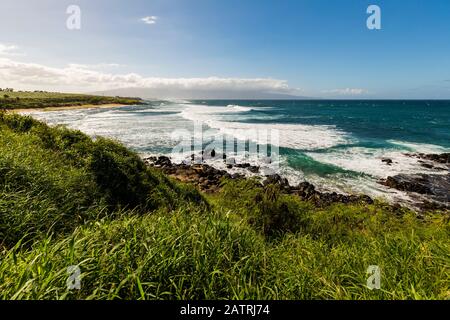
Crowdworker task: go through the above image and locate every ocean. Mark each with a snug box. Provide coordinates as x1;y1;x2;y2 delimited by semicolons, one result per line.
27;100;450;206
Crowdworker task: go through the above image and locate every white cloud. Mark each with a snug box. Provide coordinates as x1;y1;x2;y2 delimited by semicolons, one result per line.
0;44;24;56
322;88;369;96
141;16;158;25
0;56;293;95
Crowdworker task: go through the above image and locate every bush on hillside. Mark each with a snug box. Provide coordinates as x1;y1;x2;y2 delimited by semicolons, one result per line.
219;179;309;237
0;113;205;246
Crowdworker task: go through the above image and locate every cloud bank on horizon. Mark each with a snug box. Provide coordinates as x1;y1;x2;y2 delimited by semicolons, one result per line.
0;43;370;99
0;55;294;98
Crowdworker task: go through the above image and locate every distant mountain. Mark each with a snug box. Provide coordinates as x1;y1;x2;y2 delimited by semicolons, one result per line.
92;87;311;100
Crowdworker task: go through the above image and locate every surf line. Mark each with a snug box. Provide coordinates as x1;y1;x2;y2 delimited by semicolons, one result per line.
180;304;214;318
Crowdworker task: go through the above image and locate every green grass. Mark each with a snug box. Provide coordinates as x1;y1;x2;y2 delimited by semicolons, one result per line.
0;112;448;300
0;91;142;110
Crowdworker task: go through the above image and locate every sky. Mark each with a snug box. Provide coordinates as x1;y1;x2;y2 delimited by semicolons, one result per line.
1;0;450;99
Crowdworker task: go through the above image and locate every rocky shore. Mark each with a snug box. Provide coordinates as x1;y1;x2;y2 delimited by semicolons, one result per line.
144;151;450;212
144;155;374;208
379;153;449;210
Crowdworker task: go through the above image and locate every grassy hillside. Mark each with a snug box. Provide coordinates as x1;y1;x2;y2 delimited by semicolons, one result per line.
0;112;448;300
0;90;142;110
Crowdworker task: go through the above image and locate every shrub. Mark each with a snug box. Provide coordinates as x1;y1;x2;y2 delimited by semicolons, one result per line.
219;179;309;237
89;138;160;210
0;114;205;246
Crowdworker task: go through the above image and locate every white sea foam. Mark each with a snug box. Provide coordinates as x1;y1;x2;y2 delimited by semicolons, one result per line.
29;105;192;152
180;104;351;150
226;104;254;112
307;146;448;179
389;140;450;154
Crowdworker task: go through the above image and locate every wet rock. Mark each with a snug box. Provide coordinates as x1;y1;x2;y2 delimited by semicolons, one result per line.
420;163;434;169
144;155;172;167
145;155;375;208
418;153;450;164
405;152;450;166
383;175;433;195
247;165;260;173
382;173;450;206
382;158;393;165
230;173;242;179
291;181;373;207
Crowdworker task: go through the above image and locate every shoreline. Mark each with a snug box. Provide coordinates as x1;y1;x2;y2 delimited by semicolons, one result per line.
7;103;130;113
144;154;450;212
144;155;376;206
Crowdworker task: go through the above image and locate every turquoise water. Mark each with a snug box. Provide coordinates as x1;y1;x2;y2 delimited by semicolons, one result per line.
28;100;450;204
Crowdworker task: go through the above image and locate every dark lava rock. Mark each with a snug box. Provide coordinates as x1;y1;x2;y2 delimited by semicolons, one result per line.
247;165;260;173
382;158;393;165
382;173;450;207
295;182;316;199
383;175;433;195
145;155;376;207
144;155;172;167
418;153;450;164
235;163;250;169
263;174;291;192
420;163;434;169
230;173;242;179
358;195;374;205
291;181;373;207
404;153;450;168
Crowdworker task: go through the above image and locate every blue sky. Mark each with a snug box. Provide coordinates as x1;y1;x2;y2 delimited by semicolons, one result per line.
1;0;450;98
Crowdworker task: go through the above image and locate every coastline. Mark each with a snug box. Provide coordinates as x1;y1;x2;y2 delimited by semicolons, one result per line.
144;154;450;212
8;103;129;113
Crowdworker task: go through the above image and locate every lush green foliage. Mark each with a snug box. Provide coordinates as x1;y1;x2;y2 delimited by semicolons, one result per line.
0;113;205;247
0;113;448;300
219;179;311;236
0;91;142;110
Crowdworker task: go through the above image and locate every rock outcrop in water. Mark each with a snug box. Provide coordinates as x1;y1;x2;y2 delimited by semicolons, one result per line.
380;153;450;210
416;153;450;164
144;155;374;208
